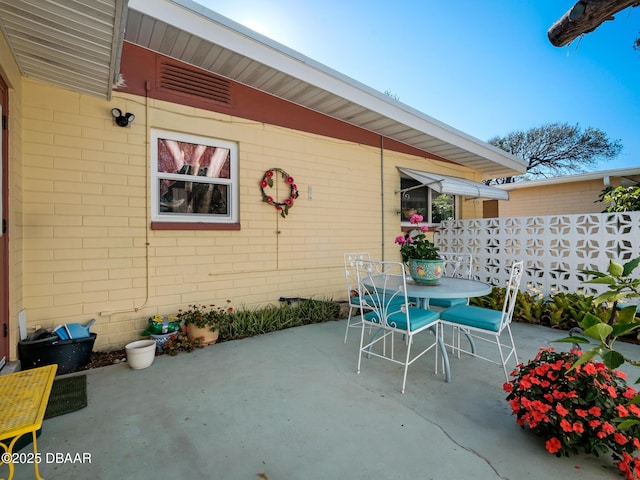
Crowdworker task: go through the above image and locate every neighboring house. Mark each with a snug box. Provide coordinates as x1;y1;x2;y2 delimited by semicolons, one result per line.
488;167;640;217
0;0;526;362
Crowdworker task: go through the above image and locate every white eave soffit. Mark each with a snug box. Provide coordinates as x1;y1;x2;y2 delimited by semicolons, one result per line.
397;167;510;201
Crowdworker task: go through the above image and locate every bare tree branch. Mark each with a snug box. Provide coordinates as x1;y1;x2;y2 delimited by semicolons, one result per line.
548;0;639;47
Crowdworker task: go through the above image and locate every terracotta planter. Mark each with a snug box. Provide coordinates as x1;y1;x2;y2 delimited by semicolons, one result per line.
186;324;220;345
408;258;444;285
402;209;417;219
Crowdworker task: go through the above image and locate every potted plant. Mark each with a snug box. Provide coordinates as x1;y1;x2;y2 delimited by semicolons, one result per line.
505;348;640;478
177;302;234;345
395;213;443;285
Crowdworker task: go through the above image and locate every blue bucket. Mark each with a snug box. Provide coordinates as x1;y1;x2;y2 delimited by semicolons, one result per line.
54;319;96;340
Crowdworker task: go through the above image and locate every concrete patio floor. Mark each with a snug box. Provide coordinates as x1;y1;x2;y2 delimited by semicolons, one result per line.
8;320;639;480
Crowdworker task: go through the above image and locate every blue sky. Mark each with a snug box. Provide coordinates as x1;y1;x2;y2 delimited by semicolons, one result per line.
197;1;640;172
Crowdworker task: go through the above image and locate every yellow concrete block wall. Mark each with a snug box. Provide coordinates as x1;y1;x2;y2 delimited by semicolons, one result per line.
18;80;483;351
498;179;608;217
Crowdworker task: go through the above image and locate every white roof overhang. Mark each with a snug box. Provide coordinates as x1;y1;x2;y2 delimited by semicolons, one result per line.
0;0;527;178
398;167;510;201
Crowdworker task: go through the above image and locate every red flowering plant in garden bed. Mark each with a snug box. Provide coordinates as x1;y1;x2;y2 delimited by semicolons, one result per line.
504;348;640;479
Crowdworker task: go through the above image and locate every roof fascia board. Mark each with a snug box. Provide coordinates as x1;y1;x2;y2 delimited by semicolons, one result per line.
130;0;526;175
497;167;640;190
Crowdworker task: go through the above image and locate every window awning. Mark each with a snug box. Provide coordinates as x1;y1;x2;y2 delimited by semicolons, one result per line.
397;167;510;201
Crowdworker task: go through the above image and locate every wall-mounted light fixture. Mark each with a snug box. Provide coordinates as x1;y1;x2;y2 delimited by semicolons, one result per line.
111;108;135;127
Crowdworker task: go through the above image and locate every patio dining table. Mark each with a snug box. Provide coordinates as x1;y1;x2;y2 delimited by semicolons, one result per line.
361;275;492;382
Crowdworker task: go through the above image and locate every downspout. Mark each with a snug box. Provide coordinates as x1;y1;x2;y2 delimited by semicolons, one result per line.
380;136;385;260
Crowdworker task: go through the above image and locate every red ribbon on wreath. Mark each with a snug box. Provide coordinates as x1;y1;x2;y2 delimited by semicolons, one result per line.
260;168;299;218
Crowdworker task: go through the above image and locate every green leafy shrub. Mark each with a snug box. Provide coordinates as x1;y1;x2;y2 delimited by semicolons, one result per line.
469;288;611;331
162;327;203;356
220;298;342;342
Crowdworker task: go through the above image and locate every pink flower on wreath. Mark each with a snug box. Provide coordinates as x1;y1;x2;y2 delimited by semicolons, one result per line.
285;175;295;184
284;198;293;206
260;179;268;188
265;170;274;178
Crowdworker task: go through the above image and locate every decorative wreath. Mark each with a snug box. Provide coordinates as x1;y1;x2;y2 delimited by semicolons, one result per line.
259;168;299;218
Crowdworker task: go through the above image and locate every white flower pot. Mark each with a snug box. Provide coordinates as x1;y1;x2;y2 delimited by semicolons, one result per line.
125;339;156;369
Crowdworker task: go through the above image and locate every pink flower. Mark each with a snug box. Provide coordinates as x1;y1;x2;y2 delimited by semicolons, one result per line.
409;214;423;224
616;404;630;417
601;422;615;436
623;387;637;399
560;419;573;433
395;236;407;245
260;179;268;188
285;176;295;184
546;437;562;454
265;170;274;178
420;225;429;232
614;432;629;445
589;419;601;429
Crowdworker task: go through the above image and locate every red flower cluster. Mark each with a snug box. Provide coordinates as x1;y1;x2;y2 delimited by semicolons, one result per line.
505;348;640;479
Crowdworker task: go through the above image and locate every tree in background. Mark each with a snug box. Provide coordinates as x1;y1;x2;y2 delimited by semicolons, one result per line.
486;122;622;184
598;185;640;212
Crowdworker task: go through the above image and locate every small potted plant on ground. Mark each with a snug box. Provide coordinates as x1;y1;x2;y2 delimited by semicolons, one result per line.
178;301;234;345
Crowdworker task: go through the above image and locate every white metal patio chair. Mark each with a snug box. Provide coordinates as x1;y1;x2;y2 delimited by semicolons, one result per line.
439;260;524;381
343;252;371;343
428;252;474;310
355;259;440;393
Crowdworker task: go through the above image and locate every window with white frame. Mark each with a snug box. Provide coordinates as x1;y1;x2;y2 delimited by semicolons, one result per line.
400;177;456;225
151;130;239;225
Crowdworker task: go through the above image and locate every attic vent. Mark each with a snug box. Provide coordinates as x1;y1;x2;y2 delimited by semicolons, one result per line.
158;60;232;105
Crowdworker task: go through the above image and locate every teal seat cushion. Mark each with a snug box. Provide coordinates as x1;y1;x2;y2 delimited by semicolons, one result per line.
617;303;640;313
429;297;467;308
364;307;439;331
440;305;502;332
